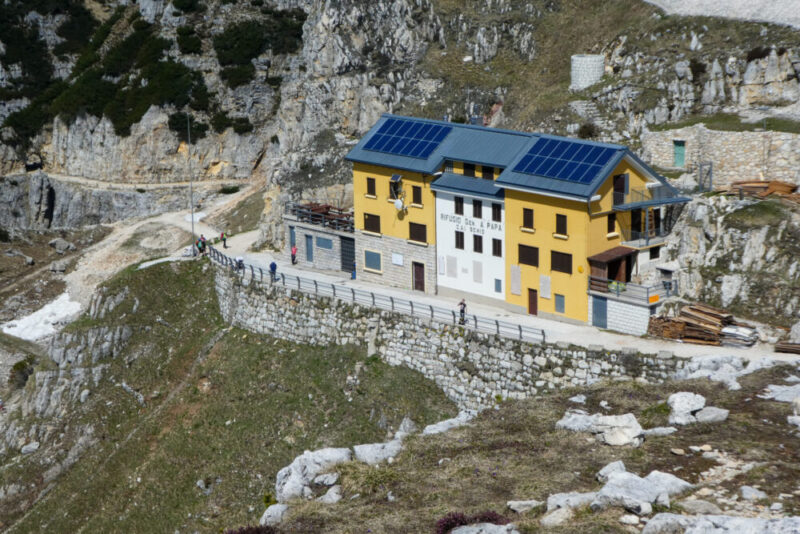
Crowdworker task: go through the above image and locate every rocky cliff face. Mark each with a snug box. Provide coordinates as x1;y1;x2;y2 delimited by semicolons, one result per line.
665;196;800;327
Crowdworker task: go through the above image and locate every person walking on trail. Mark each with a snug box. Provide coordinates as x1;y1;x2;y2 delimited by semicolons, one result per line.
457;299;466;325
221;231;228;249
291;245;297;265
195;238;203;256
236;256;245;271
269;261;278;282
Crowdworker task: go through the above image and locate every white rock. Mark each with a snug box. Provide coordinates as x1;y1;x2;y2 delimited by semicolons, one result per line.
675;355;775;391
21;442;40;454
643;427;677;436
695;406;729;423
642;513;800;533
771;502;783;511
619;514;640;525
679;499;722;514
789;320;800;343
788;415;800;428
507;499;544;513
547;491;597;511
452;523;520;534
591;471;692;515
275;448;352;502
597;461;626;483
760;383;800;403
313;473;339;486
540;507;573;527
668;392;706;425
556;410;644;446
353;439;403;465
79;389;90;403
422;411;476;435
317;485;342;504
394;416;418;440
259;503;289;526
569;394;586;404
740;485;767;501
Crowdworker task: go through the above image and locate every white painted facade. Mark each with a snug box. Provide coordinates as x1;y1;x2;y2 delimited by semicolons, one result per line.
435;191;506;300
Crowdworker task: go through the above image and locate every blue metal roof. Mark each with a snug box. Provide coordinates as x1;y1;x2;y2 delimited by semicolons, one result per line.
346;114;687;203
431;172;504;199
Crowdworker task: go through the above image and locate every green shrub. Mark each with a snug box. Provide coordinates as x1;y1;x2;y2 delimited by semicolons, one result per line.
51;69;118;121
9;356;35;389
265;76;282;89
213;10;305;65
102;23;154;77
54;4;99;55
220;64;255;88
173;0;205;12
689;58;706;80
168;112;208;142
177;26;202;54
747;46;771;62
0;228;10;242
578;122;599;139
212;113;253;134
220;185;240;194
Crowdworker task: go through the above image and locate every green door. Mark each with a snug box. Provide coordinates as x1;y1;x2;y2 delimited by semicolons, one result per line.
673;140;686;168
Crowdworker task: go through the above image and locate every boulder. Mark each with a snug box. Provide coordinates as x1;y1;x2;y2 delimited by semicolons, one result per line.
507;500;544;513
619;514;640;525
422;411;475;435
740;485;767;501
48;238;76;254
788;415;800;429
760;383;800;403
313;473;339;486
451;524;520;534
540;507;573;527
668;392;706;425
353;439;403;465
674;355;775;391
556;410;643;446
695;406;729;423
679;499;722;514
642;514;800;533
568;394;586;404
591;471;692;515
547;491;597;511
317;485;342;504
275;448;352;502
597;461;626;483
21;441;40;454
643;427;677;437
50;260;69;272
790;320;800;343
259;503;289;526
394;416;418;439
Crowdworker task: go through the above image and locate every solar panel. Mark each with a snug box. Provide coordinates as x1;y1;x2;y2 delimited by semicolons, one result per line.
363;118;453;159
511;138;619;184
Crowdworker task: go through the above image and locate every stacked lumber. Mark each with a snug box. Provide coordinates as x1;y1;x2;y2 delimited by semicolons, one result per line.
648;303;759;347
775;342;800;355
718;180;798;202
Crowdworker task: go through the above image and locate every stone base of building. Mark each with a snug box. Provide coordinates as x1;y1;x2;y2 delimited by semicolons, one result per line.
588;293;659;336
355;231;437;294
285;219;356;274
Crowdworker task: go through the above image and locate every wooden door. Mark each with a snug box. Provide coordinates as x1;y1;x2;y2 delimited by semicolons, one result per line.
412;262;425;292
592;296;608;328
528;288;538;315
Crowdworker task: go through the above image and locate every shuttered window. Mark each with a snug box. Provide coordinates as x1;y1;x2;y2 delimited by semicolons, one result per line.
519;245;538;266
455;231;464;250
482;166;494;180
364;213;380;233
412;185;422;205
556;214;567;235
551;251;572;274
492;203;501;222
366;177;376;196
473;199;482;219
492;238;502;257
463;163;475;177
473;234;483;253
409;222;427;243
523;208;534;229
455;196;464;215
607;213;616;234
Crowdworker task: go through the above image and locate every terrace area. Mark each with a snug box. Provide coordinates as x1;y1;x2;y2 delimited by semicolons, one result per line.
284;202;354;232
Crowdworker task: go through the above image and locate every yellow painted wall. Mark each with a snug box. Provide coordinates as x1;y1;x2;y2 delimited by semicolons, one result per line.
449;161;500;179
504;189;590;321
353;162;436;244
589;159;652;213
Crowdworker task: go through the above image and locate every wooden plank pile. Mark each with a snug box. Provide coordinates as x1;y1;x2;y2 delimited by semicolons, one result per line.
648;303;759;347
718;180;800;203
775;341;800;355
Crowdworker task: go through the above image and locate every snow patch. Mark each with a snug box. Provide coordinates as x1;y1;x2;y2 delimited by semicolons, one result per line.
1;293;81;340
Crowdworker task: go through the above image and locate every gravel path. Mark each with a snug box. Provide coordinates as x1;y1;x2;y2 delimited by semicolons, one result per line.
644;0;800;29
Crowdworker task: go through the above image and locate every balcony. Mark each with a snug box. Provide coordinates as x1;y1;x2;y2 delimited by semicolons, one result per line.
284;202;354;232
588;276;678;306
613;184;688;209
620;226;668;248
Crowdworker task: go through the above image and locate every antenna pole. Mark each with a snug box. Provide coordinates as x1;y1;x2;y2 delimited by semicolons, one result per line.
187;113;195;248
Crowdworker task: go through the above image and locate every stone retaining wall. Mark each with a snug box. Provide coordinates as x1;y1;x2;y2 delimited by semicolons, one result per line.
214;265;686;410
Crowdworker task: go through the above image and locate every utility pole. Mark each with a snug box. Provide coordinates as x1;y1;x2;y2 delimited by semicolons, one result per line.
187;113;195;251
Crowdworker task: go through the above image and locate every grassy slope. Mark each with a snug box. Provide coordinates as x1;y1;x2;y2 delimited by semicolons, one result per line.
281;366;800;533
2;260;456;533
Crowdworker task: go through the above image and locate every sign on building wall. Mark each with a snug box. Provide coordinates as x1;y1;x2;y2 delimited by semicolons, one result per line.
510;265;521;295
392;253;404;266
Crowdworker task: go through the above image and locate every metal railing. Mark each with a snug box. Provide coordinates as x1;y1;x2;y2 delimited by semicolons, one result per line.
284;202;354;232
588;276;678;304
613;184;677;207
208;246;546;344
621;226;668;245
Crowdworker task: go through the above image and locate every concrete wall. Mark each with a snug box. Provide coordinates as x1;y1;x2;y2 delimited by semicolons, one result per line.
214;265;685;411
435;191;505;300
285;220;352;273
355;230;437;294
570;54;605;91
641;125;800;187
588;293;658;336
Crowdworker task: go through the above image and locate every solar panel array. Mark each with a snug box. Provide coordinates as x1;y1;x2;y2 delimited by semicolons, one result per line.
512;137;618;184
363;118;452;159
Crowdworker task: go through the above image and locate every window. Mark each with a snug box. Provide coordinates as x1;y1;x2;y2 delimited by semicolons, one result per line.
555;294;565;313
455;231;464;250
607;213;616;234
364;250;381;271
316;237;333;249
492;203;501;222
366;177;376;196
473;199;482;219
492;238;502;257
649;246;661;260
473;234;483;253
494;279;502;293
445;160;454;173
409;222;427;243
463;162;475;177
518;244;538;266
454;196;464;215
556;214;567;236
390;180;402;199
364;213;380;233
551;251;572;274
482;166;494;180
412;185;422;205
523;208;534;229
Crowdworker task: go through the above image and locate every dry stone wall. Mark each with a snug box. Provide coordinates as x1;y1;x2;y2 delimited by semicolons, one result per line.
641;125;800;187
214;265;686;410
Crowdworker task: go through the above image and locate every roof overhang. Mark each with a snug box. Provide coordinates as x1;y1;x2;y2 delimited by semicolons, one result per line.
493;182;587;203
587;246;638;264
613;196;691;211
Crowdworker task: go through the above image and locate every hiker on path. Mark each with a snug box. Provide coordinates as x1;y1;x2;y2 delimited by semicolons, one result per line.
457;299;466;325
236;256;245;271
291;245;297;264
269;261;278;282
221;231;228;249
195;238;203;256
